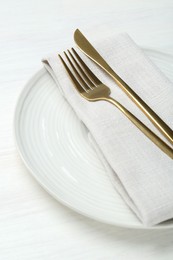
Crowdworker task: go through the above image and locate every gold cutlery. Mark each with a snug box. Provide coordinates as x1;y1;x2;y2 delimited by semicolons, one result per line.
58;48;173;159
74;29;173;145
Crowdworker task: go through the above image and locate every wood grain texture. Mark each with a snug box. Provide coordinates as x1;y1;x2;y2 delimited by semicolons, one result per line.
0;0;173;259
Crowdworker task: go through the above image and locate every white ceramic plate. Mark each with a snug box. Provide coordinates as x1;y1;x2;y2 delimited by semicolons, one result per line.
14;50;173;229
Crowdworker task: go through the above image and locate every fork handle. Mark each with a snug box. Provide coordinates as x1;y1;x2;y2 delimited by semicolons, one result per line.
105;97;173;159
110;72;173;145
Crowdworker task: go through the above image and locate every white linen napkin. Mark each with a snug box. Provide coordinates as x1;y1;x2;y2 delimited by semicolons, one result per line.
42;33;173;226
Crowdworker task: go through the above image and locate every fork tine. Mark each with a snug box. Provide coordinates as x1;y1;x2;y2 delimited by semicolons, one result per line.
64;51;90;91
58;54;85;94
72;48;101;85
67;49;94;89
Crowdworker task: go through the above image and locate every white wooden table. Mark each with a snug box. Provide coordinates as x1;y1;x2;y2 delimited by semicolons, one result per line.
1;1;173;259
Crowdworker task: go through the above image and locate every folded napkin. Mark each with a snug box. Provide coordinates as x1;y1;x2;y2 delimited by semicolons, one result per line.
42;33;173;226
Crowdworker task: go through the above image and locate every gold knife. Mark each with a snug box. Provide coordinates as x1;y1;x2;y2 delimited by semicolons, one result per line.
74;29;173;145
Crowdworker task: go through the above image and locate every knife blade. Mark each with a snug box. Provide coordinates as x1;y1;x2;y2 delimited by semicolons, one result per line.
74;29;173;145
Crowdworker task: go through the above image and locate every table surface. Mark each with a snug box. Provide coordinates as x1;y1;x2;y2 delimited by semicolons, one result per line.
1;0;173;259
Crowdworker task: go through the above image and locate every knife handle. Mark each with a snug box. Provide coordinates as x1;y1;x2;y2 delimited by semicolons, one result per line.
108;70;173;145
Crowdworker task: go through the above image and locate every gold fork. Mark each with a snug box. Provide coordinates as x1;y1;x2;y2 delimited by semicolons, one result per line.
58;48;173;159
